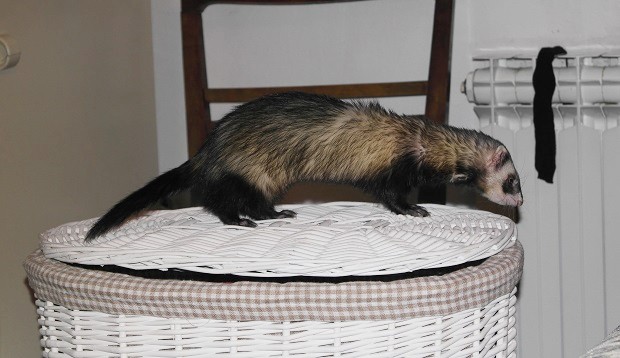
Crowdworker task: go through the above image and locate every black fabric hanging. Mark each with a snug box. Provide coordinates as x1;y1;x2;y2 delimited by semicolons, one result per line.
532;46;566;183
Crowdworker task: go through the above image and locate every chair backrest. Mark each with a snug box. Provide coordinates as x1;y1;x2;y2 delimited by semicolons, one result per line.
181;0;454;154
180;0;454;203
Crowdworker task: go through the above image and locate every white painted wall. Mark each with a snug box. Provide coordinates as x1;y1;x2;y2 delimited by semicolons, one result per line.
471;0;620;58
152;0;188;172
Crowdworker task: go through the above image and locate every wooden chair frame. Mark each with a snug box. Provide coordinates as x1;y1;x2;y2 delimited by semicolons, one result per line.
180;0;454;203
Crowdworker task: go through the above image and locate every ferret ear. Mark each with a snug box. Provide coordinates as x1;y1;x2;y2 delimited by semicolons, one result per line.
453;162;478;184
489;146;508;170
451;173;469;183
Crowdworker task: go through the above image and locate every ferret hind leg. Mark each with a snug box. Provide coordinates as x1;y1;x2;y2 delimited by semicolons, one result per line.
199;174;258;227
200;173;296;227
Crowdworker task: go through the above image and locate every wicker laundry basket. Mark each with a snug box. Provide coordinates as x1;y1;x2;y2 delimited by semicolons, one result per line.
25;202;523;357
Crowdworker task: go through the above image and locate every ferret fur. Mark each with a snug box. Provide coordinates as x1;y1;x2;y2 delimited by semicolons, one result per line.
86;92;522;241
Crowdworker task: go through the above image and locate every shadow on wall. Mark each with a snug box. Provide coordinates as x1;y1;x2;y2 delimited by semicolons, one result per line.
281;183;374;204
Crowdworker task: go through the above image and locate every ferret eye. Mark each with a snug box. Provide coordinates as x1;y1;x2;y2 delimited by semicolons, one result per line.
502;176;517;194
510;177;520;187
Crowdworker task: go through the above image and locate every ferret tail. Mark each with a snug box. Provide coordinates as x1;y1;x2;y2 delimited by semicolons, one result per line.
85;161;194;242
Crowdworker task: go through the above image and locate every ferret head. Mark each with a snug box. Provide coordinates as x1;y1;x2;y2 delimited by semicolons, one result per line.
451;145;523;207
479;146;523;206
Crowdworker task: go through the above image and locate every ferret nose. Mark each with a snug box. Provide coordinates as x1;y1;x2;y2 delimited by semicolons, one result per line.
516;195;523;206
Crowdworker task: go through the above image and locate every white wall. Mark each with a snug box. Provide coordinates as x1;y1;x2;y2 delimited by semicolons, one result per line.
0;1;157;356
152;0;188;172
471;0;620;57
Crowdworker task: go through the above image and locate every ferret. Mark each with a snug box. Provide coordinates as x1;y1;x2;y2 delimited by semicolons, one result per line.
85;91;523;241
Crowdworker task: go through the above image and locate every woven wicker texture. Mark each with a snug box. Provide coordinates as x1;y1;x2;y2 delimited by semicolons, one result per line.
36;289;517;358
41;202;517;277
28;203;522;357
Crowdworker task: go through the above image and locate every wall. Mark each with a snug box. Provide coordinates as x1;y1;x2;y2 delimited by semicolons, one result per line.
0;1;157;356
152;0;188;172
471;0;620;57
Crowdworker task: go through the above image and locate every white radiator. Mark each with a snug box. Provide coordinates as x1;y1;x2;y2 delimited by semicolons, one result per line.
462;56;620;358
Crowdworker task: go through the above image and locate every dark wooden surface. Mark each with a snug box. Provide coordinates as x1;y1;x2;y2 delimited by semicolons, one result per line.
181;9;211;157
204;82;428;103
424;0;454;125
420;0;453;204
183;0;364;14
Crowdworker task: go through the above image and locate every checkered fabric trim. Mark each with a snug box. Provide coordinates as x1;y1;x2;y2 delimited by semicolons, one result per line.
24;242;522;321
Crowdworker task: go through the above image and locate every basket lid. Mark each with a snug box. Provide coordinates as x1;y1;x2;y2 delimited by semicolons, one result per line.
40;202;517;277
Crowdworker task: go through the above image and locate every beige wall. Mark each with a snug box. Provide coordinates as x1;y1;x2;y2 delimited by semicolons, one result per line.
0;1;157;356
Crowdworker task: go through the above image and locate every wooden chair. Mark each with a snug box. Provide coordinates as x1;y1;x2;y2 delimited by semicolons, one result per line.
180;0;454;204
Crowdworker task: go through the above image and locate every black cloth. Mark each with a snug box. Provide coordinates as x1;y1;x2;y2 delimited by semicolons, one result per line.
532;46;566;183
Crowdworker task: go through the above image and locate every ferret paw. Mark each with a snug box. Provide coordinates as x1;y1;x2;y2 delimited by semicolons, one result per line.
276;209;297;219
238;218;258;227
405;205;430;217
222;217;258;228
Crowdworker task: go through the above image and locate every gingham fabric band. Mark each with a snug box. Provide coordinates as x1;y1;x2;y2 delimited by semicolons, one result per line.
24;241;522;321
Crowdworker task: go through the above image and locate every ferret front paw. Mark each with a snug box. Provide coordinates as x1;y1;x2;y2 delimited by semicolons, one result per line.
276;209;297;219
405;205;430;217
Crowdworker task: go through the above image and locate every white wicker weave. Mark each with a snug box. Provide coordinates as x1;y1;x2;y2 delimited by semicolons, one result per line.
41;202;516;277
37;288;517;358
28;202;523;357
